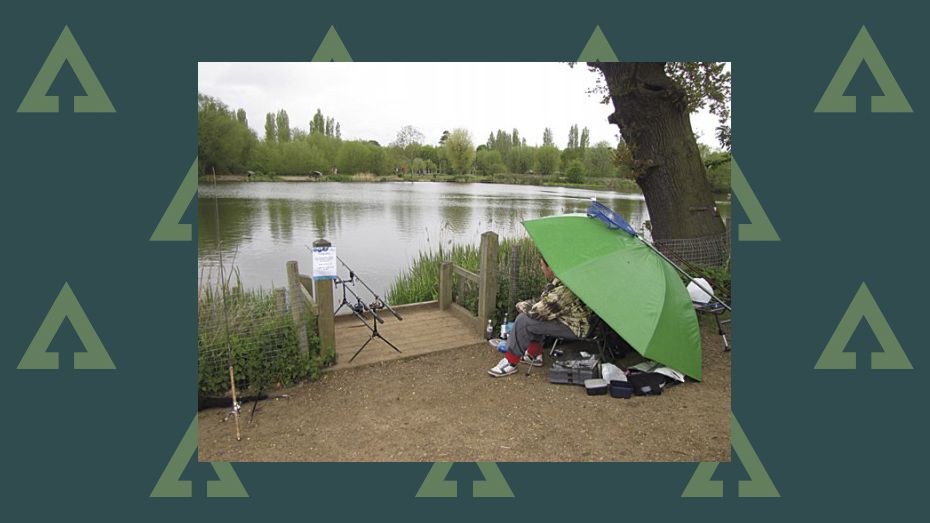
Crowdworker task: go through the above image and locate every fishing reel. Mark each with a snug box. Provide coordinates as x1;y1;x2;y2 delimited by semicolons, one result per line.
351;301;367;315
222;401;242;423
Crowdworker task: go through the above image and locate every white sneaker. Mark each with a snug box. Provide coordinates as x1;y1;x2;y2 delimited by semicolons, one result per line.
488;357;518;377
488;338;503;349
521;353;543;367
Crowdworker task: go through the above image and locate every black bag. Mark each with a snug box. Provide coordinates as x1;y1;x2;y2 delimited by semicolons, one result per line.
604;328;633;359
628;372;668;396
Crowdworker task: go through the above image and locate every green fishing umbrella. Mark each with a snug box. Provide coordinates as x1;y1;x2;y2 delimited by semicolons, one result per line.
523;213;702;380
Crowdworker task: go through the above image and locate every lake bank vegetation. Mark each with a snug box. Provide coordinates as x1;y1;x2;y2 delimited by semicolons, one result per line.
198;93;730;194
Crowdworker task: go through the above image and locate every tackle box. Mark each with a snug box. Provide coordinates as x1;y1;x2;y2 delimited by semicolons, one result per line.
585;378;609;395
549;354;600;385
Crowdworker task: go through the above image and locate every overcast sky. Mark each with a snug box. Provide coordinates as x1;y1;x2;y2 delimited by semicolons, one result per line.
198;62;728;149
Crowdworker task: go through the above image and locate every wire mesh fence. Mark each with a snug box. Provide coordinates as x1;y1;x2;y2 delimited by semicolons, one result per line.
198;283;317;398
653;232;730;270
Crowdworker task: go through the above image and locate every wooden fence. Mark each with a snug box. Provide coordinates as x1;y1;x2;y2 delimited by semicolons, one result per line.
438;231;498;336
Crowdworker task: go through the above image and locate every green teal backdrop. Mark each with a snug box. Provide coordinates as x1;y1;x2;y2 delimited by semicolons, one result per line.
1;0;923;518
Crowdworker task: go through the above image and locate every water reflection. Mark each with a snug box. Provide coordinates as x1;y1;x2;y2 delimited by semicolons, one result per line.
198;182;724;295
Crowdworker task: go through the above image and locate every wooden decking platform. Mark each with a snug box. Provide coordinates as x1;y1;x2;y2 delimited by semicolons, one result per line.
327;301;484;372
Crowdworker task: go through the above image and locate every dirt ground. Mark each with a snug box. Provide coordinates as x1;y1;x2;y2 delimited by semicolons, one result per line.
198;323;730;462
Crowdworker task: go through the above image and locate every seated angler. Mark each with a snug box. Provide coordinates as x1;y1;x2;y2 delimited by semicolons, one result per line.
488;256;592;377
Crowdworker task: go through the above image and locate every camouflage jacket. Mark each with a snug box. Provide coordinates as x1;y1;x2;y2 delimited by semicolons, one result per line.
517;278;592;338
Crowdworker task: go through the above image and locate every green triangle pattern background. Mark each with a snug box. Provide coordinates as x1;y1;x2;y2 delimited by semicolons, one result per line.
3;8;924;521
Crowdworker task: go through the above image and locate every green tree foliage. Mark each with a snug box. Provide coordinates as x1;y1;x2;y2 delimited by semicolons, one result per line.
584;140;619;177
510;146;535;174
264;112;276;143
542;127;554;146
276;109;290;143
198;93;257;175
197;93;612;187
536;144;560;175
443;128;475;174
476;149;504;176
561;147;582;166
702;150;731;192
311;109;325;135
580;127;590;150
566;159;585;184
665;62;731;151
336;140;386;175
566;124;579;149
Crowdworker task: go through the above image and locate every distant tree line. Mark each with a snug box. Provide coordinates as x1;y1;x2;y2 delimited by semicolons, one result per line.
198;92;728;189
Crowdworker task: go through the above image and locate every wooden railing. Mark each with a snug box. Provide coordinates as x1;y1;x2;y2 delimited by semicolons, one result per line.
438;231;498;335
286;232;499;361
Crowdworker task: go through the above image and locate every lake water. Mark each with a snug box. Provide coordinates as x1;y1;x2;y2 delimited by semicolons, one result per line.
198;181;730;298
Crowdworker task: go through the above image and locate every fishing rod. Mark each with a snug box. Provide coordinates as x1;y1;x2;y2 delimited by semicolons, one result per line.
301;245;393;322
336;274;384;324
211;167;242;441
588;199;731;312
336;256;404;321
303;247;403;361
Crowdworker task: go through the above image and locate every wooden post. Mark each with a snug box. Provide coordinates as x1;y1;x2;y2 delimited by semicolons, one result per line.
509;243;519;316
457;272;465;306
477;231;499;334
286;260;310;357
438;261;452;310
313;239;336;363
273;288;287;316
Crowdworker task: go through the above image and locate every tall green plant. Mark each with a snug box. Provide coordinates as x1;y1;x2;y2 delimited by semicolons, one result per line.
387;237;547;325
198;284;320;397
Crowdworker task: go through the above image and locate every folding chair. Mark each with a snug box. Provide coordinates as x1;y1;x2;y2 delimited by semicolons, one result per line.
694;301;730;352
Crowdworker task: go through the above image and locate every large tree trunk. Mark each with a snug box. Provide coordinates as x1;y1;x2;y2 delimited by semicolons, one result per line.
591;62;724;242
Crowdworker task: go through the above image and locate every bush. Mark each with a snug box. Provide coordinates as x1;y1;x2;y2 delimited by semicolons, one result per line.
566;159;585;184
198;285;320;398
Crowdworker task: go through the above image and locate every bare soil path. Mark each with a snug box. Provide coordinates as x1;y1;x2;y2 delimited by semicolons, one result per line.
199;322;730;462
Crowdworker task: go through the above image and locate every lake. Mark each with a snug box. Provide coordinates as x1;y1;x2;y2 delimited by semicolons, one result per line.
198;181;730;299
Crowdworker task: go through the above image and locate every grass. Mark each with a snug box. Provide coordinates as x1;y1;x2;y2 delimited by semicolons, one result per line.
387;236;548;324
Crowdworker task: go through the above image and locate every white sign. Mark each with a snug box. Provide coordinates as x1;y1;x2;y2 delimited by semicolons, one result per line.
312;246;337;280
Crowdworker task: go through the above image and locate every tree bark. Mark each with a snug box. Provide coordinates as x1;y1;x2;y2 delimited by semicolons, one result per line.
591;62;724;241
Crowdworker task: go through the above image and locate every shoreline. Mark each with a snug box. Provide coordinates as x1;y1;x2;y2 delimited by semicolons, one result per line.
199;174;732;198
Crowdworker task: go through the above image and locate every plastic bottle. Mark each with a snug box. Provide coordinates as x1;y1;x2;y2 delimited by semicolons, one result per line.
500;313;509;339
485;319;493;340
497;340;507;353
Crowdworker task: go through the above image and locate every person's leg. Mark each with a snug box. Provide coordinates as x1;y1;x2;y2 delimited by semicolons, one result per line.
525;317;579;343
490;313;530;377
508;313;577;360
507;312;534;359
